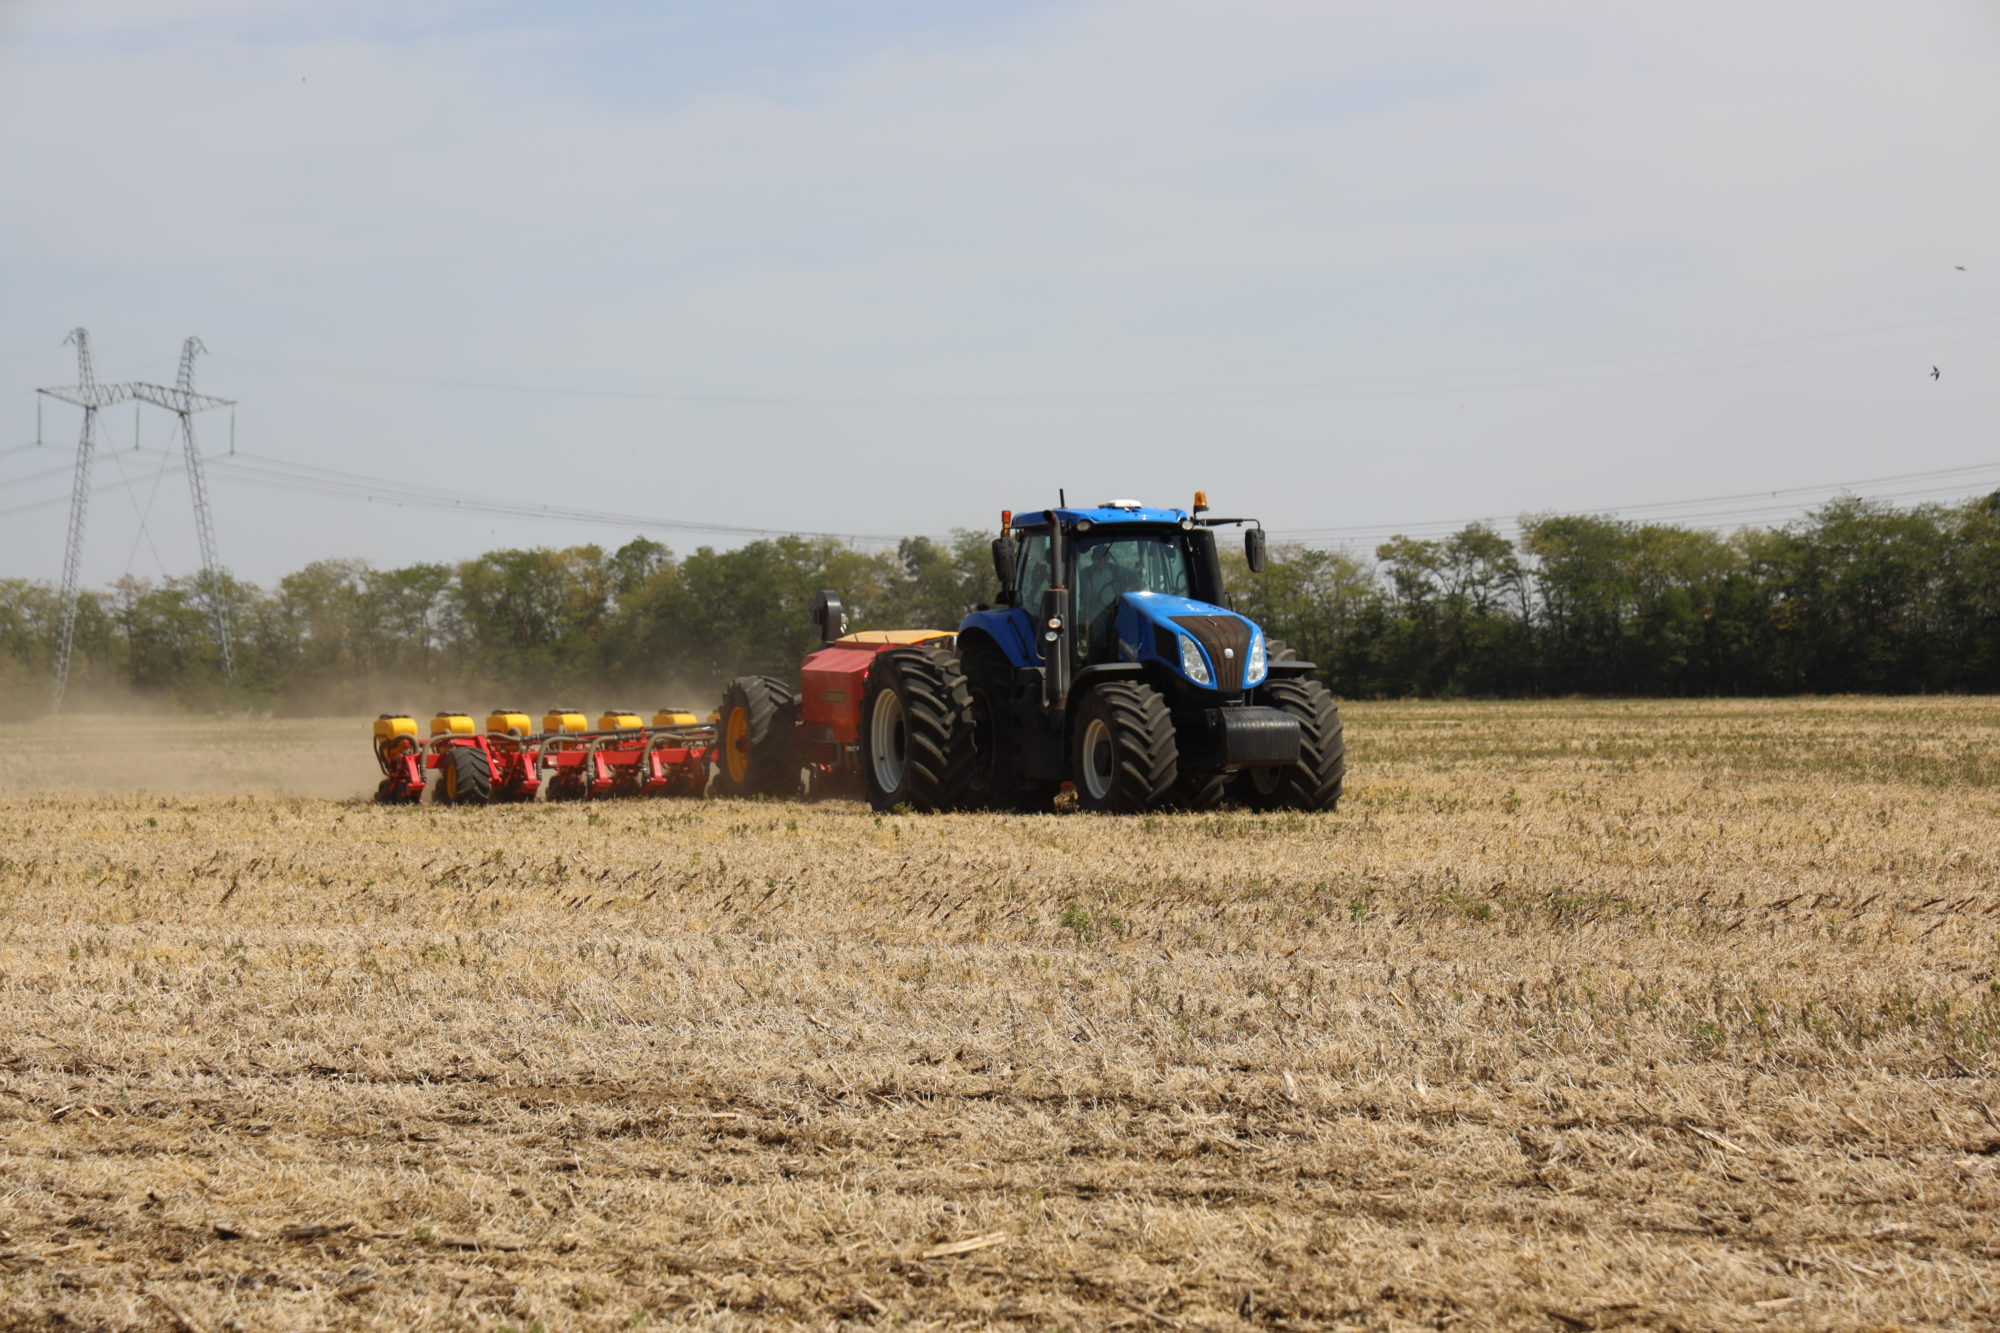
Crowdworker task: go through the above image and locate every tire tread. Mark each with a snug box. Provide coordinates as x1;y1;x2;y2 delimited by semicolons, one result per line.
1077;680;1177;813
1248;677;1344;811
717;675;801;798
865;644;976;812
442;744;493;806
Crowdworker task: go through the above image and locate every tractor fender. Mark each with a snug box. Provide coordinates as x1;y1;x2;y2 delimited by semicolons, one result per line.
958;607;1039;669
953;624;1014;673
1063;663;1148;753
1069;663;1143;705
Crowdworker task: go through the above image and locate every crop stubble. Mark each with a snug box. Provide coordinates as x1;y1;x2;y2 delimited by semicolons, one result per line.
1;698;1997;1330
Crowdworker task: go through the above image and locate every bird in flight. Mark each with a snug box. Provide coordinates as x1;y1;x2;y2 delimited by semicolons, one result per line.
1931;366;1941;380
1957;265;1968;271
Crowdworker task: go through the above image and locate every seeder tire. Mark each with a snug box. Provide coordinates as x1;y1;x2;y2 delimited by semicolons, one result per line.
861;644;976;812
438;744;493;807
1240;677;1344;812
716;675;800;799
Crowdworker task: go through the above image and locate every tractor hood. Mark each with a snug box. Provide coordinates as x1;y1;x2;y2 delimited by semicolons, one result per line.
1110;591;1266;692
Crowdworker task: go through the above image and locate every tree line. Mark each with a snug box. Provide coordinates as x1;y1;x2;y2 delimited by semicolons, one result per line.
3;492;1997;714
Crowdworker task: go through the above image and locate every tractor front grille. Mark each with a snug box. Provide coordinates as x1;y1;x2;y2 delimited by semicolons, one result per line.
1172;615;1251;692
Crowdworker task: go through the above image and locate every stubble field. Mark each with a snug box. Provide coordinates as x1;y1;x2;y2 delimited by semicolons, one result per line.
2;698;1998;1331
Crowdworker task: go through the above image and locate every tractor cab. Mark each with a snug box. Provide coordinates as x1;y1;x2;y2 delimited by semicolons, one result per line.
1016;520;1207;667
979;498;1269;694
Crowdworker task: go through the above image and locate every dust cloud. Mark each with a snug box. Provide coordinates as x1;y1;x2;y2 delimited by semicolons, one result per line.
0;677;726;800
0;714;370;800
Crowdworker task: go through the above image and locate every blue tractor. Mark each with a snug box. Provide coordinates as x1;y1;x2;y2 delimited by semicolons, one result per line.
851;494;1345;813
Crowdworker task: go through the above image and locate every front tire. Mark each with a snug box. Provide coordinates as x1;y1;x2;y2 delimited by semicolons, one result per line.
861;645;975;812
715;675;800;799
1071;681;1177;814
1241;678;1344;812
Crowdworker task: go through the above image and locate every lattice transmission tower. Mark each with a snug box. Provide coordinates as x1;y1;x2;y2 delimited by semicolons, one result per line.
129;338;238;682
37;328;238;713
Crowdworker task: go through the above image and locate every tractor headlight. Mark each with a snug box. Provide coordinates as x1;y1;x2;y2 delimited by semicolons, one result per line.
1178;633;1212;686
1245;629;1267;687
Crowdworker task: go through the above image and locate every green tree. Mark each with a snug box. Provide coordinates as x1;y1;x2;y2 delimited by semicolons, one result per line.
1224;542;1383;693
449;546;612;692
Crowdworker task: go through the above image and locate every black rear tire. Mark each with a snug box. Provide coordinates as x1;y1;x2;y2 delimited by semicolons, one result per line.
439;744;493;807
716;675;800;799
1241;678;1344;812
960;638;1060;813
1071;681;1177;814
861;644;975;812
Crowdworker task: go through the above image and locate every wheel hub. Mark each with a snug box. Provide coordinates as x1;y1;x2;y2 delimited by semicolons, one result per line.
1081;718;1114;801
724;706;750;784
870;689;906;794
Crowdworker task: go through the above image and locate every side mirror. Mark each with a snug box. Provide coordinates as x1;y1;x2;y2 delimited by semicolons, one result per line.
991;534;1018;601
811;589;847;645
1245;527;1268;574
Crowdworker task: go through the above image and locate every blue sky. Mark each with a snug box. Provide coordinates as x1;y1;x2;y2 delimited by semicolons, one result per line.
3;0;1998;585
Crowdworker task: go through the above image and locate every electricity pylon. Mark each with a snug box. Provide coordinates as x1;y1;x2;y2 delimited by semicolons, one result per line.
129;338;237;681
38;329;130;713
37;329;237;713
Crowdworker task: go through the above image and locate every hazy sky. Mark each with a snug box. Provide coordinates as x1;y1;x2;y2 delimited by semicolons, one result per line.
4;0;1998;587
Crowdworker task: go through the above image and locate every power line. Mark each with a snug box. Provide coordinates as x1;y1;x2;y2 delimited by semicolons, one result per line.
206;451;912;545
1278;487;2000;548
19;437;1999;548
200;448;2000;551
1278;460;2000;543
0;457;98;491
0;460;183;520
1274;479;2000;549
202;306;2000;409
17;432;1999;563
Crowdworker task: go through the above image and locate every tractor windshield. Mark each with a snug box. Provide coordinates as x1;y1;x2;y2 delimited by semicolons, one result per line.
1073;532;1191;660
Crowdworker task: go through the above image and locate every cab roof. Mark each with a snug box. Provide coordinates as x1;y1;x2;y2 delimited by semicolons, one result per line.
1010;504;1191;530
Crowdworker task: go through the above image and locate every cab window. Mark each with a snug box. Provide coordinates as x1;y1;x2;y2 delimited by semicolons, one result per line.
1073;533;1191;623
1073;533;1192;662
1017;533;1050;613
